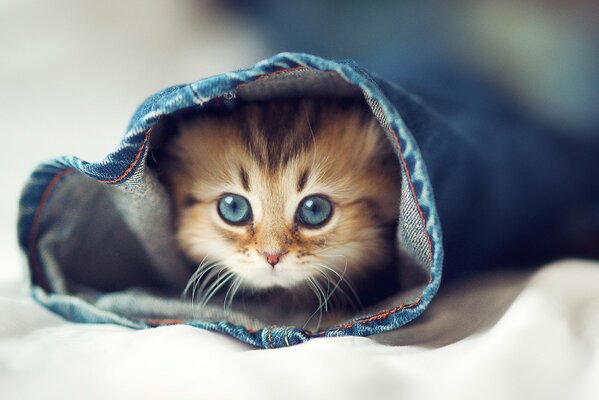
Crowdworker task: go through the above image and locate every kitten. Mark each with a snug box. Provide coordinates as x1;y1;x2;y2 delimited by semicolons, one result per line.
159;98;401;313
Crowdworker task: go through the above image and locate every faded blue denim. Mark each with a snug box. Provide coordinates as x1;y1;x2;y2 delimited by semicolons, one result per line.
19;52;599;348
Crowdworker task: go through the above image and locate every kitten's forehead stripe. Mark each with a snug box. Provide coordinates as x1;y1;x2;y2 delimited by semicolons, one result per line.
242;123;266;166
240;101;319;171
297;168;310;192
240;167;250;191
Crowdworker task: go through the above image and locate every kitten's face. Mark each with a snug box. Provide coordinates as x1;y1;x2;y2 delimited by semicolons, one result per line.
162;100;401;292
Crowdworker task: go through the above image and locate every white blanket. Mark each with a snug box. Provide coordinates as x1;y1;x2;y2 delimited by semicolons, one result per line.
2;259;598;400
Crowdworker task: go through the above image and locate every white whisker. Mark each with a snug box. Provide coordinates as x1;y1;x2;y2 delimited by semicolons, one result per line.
223;276;243;314
181;255;210;298
303;276;325;330
314;259;363;311
198;271;235;311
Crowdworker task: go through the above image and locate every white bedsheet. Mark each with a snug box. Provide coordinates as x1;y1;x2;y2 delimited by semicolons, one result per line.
1;259;598;400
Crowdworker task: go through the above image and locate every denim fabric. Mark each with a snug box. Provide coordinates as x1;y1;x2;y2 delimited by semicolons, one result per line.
19;52;446;348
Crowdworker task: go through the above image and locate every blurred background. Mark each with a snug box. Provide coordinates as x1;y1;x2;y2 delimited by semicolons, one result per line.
1;0;598;285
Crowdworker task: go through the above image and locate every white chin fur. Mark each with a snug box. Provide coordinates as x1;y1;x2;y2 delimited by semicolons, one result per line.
229;262;309;290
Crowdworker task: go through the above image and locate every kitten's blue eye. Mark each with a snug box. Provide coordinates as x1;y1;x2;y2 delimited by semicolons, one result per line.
218;194;252;225
296;195;333;227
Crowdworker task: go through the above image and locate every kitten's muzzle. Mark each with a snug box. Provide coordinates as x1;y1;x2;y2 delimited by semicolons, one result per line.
262;251;287;267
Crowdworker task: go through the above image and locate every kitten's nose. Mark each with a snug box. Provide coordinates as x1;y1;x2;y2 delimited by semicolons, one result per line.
263;252;284;267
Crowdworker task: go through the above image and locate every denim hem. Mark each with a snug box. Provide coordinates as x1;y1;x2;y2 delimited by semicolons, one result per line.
18;52;443;348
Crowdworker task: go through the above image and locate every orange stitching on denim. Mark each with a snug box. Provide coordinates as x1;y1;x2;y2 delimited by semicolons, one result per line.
235;66;309;90
332;298;422;331
27;169;76;291
145;319;181;325
98;126;154;184
255;65;307;82
267;325;274;349
391;129;434;259
284;328;290;347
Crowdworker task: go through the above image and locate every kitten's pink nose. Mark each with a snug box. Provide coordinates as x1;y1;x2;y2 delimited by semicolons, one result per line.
263;252;283;267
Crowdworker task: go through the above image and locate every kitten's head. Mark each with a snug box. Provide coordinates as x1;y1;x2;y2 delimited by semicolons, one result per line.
161;99;401;293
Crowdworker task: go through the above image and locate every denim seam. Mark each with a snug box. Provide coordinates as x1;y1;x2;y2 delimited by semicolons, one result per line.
98;126;154;184
328;297;422;331
253;65;308;81
390;128;434;262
